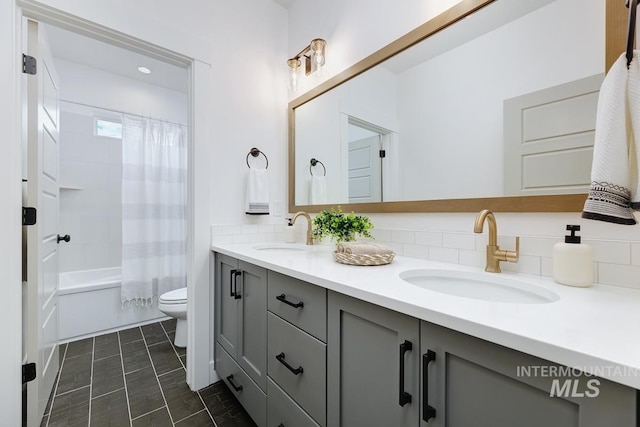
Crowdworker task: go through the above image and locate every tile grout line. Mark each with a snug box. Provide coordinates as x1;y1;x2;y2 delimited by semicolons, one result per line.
87;337;95;426
43;343;68;427
117;331;134;427
139;327;176;425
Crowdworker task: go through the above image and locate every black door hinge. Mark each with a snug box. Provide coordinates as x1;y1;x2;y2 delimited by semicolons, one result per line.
22;54;37;75
379;149;386;158
22;363;36;384
23;207;37;226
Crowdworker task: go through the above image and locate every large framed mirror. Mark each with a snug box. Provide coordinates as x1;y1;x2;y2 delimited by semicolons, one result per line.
289;0;625;213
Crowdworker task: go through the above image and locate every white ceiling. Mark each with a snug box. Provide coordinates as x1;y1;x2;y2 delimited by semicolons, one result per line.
43;24;188;94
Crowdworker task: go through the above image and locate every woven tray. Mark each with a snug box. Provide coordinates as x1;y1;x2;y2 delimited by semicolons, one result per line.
333;251;395;266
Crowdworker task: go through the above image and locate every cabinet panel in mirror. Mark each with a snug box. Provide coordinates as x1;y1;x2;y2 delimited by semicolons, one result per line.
292;0;605;209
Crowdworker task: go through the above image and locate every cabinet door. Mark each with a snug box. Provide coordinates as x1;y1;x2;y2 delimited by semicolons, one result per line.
237;260;268;391
421;321;636;427
327;291;420;427
215;253;239;358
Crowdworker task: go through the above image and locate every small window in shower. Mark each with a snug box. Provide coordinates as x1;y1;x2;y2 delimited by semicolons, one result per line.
95;118;122;139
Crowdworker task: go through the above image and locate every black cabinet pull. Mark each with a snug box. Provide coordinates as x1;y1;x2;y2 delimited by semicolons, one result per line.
422;350;437;422
230;269;241;299
226;374;243;392
399;340;412;407
276;293;304;308
275;352;304;375
56;234;70;243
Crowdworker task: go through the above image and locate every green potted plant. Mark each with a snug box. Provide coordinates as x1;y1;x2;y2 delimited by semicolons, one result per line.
312;207;374;244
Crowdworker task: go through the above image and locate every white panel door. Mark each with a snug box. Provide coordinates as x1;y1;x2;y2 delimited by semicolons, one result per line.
25;19;60;427
348;135;382;203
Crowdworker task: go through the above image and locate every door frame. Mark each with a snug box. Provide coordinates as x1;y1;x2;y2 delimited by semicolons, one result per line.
2;1;214;422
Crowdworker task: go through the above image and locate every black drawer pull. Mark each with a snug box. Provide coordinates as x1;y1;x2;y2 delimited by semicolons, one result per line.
226;374;243;392
275;352;304;375
399;340;412;407
230;269;241;299
276;293;304;308
422;350;436;421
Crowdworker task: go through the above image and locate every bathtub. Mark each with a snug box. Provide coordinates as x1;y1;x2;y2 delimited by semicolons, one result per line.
58;267;166;342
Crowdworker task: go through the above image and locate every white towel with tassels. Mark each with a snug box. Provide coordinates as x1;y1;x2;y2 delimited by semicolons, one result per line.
582;52;640;225
245;168;270;215
309;175;327;204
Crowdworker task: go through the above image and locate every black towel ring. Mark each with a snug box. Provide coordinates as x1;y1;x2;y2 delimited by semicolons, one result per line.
310;158;326;176
246;147;269;169
627;0;638;68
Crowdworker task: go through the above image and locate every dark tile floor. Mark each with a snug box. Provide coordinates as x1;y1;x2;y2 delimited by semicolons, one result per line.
40;319;257;427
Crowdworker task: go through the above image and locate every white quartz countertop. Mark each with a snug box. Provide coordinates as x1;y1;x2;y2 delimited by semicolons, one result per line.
211;241;640;389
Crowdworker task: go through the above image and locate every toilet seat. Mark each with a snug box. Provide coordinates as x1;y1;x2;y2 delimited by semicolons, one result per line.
159;287;187;304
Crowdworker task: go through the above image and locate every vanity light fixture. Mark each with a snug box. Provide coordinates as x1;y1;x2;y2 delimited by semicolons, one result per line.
137;66;151;74
287;38;327;91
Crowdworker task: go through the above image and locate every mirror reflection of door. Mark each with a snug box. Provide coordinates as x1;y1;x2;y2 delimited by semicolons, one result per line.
346;117;396;203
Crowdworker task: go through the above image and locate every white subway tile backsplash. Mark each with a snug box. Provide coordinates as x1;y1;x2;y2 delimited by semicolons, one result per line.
428;247;458;264
371;228;392;241
415;231;442;247
458;250;485;268
443;233;475;250
598;263;640;290
632;244;640;265
588;240;631;265
403;244;429;260
210;222;639;291
392;230;415;244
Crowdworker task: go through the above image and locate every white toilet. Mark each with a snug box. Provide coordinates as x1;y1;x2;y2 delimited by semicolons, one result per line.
158;287;187;348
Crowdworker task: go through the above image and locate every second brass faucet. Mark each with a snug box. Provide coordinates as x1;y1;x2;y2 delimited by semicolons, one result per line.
290;211;314;245
473;209;519;273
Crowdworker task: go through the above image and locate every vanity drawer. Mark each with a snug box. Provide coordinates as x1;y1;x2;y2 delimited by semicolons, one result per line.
268;270;327;342
267;377;320;427
215;343;266;427
267;312;326;426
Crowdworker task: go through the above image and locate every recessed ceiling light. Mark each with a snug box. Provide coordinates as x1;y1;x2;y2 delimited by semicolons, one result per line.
137;66;151;74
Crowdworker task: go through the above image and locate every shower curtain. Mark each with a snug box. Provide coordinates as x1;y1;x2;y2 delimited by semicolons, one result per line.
121;116;188;306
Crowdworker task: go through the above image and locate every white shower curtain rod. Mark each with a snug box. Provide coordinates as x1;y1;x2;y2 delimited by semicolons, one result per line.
60;99;187;127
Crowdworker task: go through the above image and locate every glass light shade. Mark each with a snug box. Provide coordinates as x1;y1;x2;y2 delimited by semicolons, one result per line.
287;58;301;91
310;39;326;75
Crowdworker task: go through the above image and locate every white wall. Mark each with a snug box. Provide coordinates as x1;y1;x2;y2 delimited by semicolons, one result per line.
284;0;640;282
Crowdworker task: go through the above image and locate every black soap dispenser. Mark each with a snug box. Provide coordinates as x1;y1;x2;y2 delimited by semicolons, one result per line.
552;225;593;287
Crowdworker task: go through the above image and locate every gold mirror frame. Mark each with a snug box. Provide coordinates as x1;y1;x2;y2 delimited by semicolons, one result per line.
288;0;625;213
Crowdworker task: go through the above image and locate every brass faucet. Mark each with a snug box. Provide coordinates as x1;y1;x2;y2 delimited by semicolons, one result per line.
290;211;314;245
473;209;519;273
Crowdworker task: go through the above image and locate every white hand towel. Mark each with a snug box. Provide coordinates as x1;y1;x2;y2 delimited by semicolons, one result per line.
310;175;327;205
582;53;638;225
246;168;269;215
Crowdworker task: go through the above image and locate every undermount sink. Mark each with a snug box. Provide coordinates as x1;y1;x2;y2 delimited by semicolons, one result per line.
399;269;559;304
252;243;309;251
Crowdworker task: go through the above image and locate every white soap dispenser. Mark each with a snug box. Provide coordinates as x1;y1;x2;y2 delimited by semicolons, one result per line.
552;225;593;287
284;218;297;243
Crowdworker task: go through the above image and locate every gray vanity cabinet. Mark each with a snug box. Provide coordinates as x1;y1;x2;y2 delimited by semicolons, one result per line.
420;321;637;427
214;253;268;425
327;291;420;427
